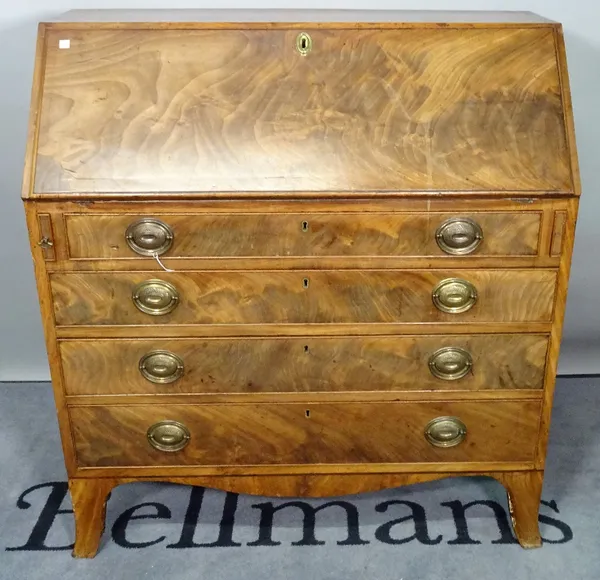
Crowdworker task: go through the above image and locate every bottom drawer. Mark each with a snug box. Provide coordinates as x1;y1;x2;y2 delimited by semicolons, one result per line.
70;401;541;468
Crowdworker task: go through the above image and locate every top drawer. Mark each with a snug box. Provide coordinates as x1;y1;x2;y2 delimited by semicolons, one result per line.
65;212;541;260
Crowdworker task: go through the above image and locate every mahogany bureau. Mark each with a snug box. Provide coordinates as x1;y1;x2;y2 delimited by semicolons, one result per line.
22;9;581;557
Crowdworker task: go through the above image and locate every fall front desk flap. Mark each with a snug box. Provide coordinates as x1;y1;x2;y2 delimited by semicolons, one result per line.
31;25;574;195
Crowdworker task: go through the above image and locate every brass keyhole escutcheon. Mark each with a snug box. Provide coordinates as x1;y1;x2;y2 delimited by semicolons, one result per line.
302;220;309;232
303;277;310;289
296;32;312;56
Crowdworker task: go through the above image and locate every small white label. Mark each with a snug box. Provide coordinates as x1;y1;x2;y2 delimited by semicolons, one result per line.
58;39;70;49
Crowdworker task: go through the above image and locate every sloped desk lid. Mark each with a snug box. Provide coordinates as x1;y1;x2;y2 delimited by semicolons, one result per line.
24;15;579;198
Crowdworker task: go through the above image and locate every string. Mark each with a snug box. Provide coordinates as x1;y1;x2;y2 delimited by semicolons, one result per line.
153;252;175;273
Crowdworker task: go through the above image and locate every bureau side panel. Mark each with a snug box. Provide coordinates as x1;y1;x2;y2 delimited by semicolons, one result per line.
23;200;77;475
554;26;581;196
535;197;579;467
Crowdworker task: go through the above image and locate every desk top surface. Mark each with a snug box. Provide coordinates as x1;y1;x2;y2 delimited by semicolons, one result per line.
49;9;555;25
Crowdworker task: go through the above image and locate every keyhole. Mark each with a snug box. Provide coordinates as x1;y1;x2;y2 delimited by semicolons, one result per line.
303;278;309;289
302;220;309;232
296;32;312;55
305;409;311;418
304;345;309;353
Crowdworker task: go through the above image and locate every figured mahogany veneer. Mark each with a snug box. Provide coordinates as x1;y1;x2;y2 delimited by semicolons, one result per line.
60;334;548;396
34;27;570;195
64;211;542;259
22;9;581;557
50;269;557;326
70;400;542;468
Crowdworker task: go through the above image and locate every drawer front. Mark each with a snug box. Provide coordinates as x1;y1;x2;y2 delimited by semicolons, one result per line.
60;335;548;395
51;270;556;326
65;212;541;259
70;401;542;467
37;28;570;194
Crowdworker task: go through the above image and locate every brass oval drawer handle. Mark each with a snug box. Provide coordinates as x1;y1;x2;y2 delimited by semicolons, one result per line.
147;420;190;452
428;347;473;381
435;217;483;255
125;218;174;256
132;279;179;316
432;278;478;314
139;350;184;384
424;416;467;448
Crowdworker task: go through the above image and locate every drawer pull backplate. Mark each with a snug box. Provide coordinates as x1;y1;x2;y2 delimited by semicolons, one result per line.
424;416;467;448
147;420;190;452
435;217;483;255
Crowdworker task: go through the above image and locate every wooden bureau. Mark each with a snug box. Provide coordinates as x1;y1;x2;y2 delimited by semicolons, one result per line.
22;9;580;557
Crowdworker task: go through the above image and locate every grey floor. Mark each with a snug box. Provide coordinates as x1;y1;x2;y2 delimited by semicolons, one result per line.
0;378;599;580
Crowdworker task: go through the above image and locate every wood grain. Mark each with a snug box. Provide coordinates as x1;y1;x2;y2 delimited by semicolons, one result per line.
550;211;566;257
69;400;542;467
21;23;47;199
55;322;554;339
50;269;557;326
37;196;573;214
35;27;570;194
69;478;114;558
47;255;563;273
66;468;543;556
554;26;581;196
66;391;544;406
22;11;581;558
23;201;78;476
37;214;56;260
535;197;580;467
41;197;566;271
74;461;537;478
65;211;541;259
503;470;543;548
60;334;548;396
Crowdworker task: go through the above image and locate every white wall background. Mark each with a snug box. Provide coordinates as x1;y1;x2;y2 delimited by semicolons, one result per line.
0;0;598;381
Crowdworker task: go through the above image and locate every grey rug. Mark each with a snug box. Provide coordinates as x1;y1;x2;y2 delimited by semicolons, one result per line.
0;378;599;579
